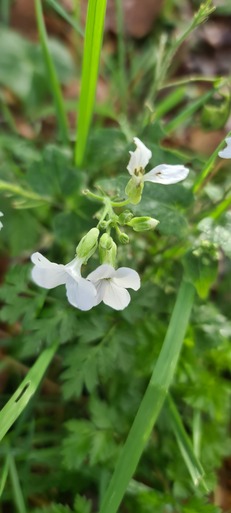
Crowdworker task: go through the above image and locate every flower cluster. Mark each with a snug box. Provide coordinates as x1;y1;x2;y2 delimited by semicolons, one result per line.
31;252;140;311
31;137;190;311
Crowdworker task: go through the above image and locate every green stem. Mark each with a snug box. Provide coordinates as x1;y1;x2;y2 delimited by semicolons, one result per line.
35;0;69;144
193;410;202;459
193;130;231;193
99;279;195;513
161;75;224;90
115;0;127;111
83;189;105;202
211;194;231;220
9;454;27;513
166;394;205;488
45;0;83;35
164;89;215;134
111;199;130;208
0;180;51;203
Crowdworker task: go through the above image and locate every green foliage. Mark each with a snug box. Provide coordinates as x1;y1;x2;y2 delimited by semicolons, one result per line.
1;2;231;513
0;27;74;110
32;496;92;513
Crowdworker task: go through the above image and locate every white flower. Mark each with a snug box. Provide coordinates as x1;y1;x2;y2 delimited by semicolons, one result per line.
87;264;140;310
0;212;3;230
127;137;189;184
218;137;231;159
31;252;97;311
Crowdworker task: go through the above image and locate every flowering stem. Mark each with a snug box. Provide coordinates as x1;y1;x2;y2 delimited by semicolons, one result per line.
193;130;231;193
83;189;105;202
99;279;195;513
111;199;130;207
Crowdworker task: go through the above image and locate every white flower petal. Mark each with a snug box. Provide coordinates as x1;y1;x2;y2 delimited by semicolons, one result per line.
94;281;107;305
113;267;140;291
143;164;189;184
103;281;131;310
87;264;114;282
218;137;231;159
0;212;3;230
65;276;96;311
127;137;152;175
31;252;67;289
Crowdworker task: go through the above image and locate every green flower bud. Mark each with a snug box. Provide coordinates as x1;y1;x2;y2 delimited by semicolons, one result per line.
98;220;108;230
76;228;99;262
201;94;230;130
127;216;159;232
118;210;133;225
117;231;129;244
125;177;143;205
99;233;117;266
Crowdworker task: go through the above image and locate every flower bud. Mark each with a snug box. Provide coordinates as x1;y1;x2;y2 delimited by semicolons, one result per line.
127;216;159;232
125;178;143;205
117;231;130;244
118;210;133;225
99;233;117;266
76;228;99;262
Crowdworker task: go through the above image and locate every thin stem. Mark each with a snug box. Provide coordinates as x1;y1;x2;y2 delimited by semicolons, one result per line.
211;194;231;220
0;453;10;497
193;130;231;193
0;180;51;203
115;0;127;111
9;454;27;513
166;394;205;488
45;0;83;35
164;89;216;134
111;199;130;208
35;0;69;144
193;410;202;459
99;279;195;513
161;75;225;90
83;189;105;202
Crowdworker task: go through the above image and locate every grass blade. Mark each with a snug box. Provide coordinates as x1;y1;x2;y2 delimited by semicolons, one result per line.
9;454;27;513
45;0;84;36
35;0;69;144
166;394;206;488
99;279;195;513
0;454;10;497
74;0;107;166
0;341;58;443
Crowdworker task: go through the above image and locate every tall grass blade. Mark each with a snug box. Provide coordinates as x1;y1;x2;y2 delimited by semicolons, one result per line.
166;394;206;488
45;0;84;36
9;454;27;513
0;341;58;442
35;0;69;144
74;0;107;166
99;279;195;513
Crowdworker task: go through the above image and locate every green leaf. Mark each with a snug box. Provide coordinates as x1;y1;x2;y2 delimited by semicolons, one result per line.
74;495;92;513
27;145;83;198
183;244;219;299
